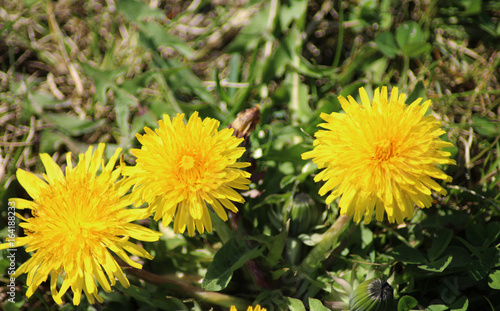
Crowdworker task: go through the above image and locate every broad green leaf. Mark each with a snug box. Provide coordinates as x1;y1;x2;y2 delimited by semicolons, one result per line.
264;226;289;268
464;224;486;249
4;301;24;311
488;269;500;289
397;296;418;311
468;260;489;281
39;130;65;154
401;42;431;58
482;247;500;269
303;93;341;135
279;0;307;31
116;0;164;23
43;113;106;136
166;59;216;106
390;245;427;264
151;297;190;311
426;305;448;311
472;115;500;137
441;246;470;269
375;32;399;58
427;228;453;262
450;296;468;311
308;298;329;311
80;63;129;106
138;22;195;59
29;91;70;111
407;81;427;105
358;1;379;26
285;297;306;311
226;5;272;52
265;27;302;80
296;56;338;78
458;0;482;15
265;144;309;163
117;284;155;307
202;238;265;291
485;222;500;248
396;21;426;49
418;254;453;272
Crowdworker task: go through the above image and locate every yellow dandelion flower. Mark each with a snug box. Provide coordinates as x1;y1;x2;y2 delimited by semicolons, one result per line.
230;305;267;311
0;144;162;305
121;112;251;236
302;86;456;224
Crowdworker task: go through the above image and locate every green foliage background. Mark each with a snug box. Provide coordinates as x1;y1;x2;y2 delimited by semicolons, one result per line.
1;0;500;310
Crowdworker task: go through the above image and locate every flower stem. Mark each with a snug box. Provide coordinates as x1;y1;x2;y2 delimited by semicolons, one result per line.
299;214;351;274
210;209;234;244
124;265;250;309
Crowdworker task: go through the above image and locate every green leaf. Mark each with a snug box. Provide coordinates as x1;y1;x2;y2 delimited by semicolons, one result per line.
285;297;306;311
202;238;265;291
138;22;195;59
487;269;500;289
264;224;289;268
468;260;489;281
4;302;23;311
441;246;470;269
375;32;399;58
30;91;70;111
39;130;65;154
482;247;500;269
118;284;155;307
418;255;453;272
308;298;329;311
279;0;307;31
116;0;164;23
426;305;448;311
390;245;427;264
395;21;426;48
472;116;500;137
450;296;469;311
81;63;129;106
407;81;427;105
464;222;487;247
226;5;273;52
296;56;338;78
43;113;106;136
397;295;418;311
265;27;302;80
457;0;482;15
485;222;500;248
428;228;453;262
401;42;431;58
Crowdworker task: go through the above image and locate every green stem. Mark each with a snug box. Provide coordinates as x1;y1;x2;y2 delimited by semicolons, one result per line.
210;209;234;244
125;265;250;309
401;56;410;90
299;214;351;274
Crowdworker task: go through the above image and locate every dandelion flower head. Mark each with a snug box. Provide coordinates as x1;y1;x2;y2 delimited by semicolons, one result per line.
121;112;251;236
302;86;456;224
0;144;162;305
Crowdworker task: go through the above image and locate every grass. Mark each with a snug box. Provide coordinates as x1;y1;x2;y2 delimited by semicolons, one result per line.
1;0;500;310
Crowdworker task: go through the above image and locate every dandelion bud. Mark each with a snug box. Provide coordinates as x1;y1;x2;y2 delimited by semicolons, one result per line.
349;278;394;311
290;193;319;235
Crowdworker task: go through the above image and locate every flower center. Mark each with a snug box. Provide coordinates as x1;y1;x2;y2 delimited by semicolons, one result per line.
373;139;397;161
179;155;196;170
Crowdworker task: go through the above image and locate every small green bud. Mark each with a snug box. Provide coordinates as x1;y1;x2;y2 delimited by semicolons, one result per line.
349;278;394;311
289;193;318;235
